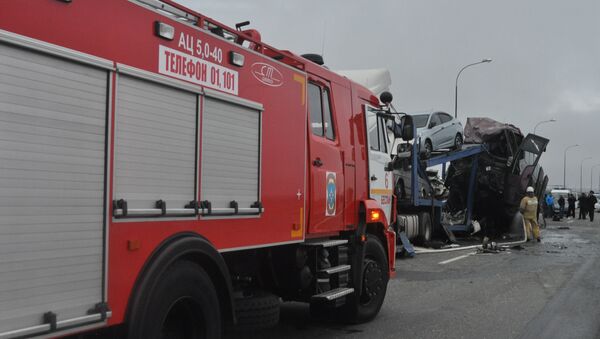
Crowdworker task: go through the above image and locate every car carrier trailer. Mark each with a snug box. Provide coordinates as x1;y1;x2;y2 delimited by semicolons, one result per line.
390;137;487;249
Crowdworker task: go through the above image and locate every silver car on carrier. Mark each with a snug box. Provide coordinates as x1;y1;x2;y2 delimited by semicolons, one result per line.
412;111;464;158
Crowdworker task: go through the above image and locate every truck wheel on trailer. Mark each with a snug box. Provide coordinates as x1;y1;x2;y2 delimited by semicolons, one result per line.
341;235;389;323
422;139;433;159
416;211;433;245
128;261;221;339
233;290;281;331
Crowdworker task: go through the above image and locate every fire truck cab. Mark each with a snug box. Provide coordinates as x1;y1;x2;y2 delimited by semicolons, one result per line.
0;1;406;338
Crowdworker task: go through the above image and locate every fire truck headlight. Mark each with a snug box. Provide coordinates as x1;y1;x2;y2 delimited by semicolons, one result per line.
154;21;175;40
229;51;245;67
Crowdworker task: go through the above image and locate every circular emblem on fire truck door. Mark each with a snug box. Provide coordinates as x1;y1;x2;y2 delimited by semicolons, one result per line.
326;172;336;216
251;62;283;87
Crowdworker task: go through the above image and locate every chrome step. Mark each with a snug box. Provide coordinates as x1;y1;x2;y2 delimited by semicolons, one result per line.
303;239;348;248
319;264;351;275
311;287;354;301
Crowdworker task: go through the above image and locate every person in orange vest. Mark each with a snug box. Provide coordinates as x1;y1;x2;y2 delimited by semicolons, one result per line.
520;186;540;242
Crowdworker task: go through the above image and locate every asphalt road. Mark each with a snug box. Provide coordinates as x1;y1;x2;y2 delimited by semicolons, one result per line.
228;213;600;339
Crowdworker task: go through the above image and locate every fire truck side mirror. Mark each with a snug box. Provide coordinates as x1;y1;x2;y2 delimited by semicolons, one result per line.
399;115;414;141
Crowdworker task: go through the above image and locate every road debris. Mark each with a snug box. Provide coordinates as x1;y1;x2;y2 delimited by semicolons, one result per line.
478;237;508;254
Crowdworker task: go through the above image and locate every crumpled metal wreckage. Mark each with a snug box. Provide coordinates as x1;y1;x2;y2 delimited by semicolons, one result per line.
444;117;550;242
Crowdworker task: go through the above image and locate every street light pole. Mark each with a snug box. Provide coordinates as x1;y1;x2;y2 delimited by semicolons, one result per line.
454;58;492;118
580;157;592;193
563;144;579;188
533;119;557;135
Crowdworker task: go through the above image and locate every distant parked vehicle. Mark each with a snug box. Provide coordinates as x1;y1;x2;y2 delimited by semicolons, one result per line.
412;111;463;158
551;189;572;214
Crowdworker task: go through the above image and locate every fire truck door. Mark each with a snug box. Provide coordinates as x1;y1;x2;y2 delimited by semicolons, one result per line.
366;106;393;222
307;81;345;233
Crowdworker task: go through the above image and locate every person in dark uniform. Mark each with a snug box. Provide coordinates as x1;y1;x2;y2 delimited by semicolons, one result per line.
567;194;576;218
545;193;555;218
558;195;565;219
579;193;588;220
588;191;597;222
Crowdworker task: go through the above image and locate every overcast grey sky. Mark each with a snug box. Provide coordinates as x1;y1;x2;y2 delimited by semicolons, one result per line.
180;0;600;191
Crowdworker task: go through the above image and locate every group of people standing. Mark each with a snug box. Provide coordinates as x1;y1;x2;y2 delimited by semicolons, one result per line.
522;189;597;244
543;191;597;221
578;191;598;221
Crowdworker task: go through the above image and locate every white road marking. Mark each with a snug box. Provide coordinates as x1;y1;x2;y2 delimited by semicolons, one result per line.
567;220;574;224
438;252;477;265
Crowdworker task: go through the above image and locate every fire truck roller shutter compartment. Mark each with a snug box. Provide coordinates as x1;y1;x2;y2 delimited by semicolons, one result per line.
0;43;107;335
200;93;262;215
114;75;197;214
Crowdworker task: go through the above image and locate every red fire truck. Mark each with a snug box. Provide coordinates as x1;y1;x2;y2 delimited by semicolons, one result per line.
0;1;407;338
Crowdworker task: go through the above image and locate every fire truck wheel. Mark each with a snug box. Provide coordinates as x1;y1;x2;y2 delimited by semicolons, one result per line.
128;261;221;339
416;211;432;245
341;235;389;323
233;290;281;331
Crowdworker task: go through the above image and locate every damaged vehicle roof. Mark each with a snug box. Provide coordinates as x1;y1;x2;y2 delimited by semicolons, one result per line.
464;117;522;144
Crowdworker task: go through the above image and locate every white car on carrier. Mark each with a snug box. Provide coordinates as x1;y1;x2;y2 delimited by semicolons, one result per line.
412;111;463;158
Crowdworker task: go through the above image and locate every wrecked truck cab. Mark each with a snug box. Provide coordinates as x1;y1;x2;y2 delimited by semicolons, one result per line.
445;118;549;241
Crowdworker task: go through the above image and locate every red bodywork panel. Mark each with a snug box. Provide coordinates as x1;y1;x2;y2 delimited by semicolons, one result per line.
0;0;392;327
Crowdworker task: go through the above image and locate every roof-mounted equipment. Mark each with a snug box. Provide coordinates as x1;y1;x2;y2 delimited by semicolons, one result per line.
301;54;324;66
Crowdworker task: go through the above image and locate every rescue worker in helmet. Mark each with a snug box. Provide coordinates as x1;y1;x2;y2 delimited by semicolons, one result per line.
520;186;540;242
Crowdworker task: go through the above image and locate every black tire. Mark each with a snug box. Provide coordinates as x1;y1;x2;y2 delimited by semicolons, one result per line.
423;139;433;159
128;261;221;339
340;236;389;323
233;291;280;331
454;133;463;150
416;211;433;245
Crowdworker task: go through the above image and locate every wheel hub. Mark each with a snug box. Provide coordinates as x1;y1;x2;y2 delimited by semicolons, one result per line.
161;297;204;339
362;260;383;302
